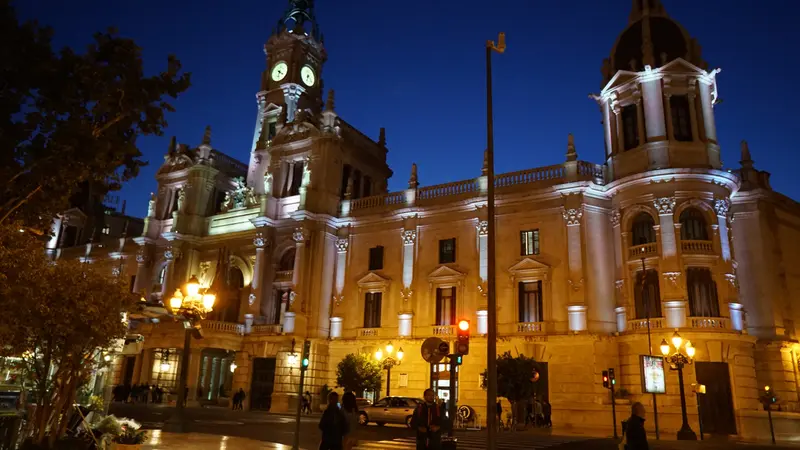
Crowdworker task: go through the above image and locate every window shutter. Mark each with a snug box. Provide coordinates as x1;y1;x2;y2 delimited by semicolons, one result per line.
436;288;442;325
520;232;526;256
518;282;525;322
451;239;456;262
450;287;457;325
537;280;543;322
375;292;382;327
364;293;371;328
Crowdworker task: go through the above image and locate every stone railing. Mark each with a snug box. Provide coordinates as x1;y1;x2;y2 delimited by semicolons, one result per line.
577;161;605;183
200;320;245;335
274;270;293;282
689;317;730;330
627;317;665;332
349;191;406;211
495;164;565;188
251;324;283;335
357;328;380;338
432;325;456;336
629;242;658;259
517;322;545;334
418;180;479;201
681;240;714;255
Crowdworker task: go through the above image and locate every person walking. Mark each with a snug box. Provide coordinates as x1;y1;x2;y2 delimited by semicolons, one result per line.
622;402;649;450
341;392;361;450
232;390;240;410
411;389;443;450
318;391;349;450
236;388;246;410
543;399;552;428
303;391;313;414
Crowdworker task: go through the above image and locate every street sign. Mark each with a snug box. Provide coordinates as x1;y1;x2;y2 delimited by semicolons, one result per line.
438;341;450;355
421;337;446;364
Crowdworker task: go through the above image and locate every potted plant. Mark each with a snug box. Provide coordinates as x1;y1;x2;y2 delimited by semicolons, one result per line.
96;416;148;450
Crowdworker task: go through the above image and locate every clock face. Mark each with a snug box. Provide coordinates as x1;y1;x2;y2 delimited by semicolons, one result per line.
301;65;315;87
271;62;288;82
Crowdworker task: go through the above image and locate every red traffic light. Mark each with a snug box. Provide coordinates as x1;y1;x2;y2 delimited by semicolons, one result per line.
458;320;470;331
456;319;470;356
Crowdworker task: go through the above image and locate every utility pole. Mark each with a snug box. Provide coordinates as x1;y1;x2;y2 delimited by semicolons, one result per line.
293;340;310;450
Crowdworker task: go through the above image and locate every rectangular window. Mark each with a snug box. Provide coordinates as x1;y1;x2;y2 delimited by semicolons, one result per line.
518;281;543;323
363;292;382;328
686;268;720;317
340;164;352;200
352;170;362;200
436;287;456;326
634;270;663;319
151;348;180;390
363;175;372;197
368;246;384;271
288;161;304;196
439;238;456;264
268;121;277;141
520;230;540;256
670;95;693;142
622;104;640;150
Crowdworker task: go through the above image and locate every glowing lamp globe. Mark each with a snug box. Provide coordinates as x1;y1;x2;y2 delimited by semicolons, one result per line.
203;293;216;311
660;339;670;357
671;331;683;350
397;347;404;361
160;361;171;372
186;275;201;297
169;291;183;310
386;344;394;355
685;341;696;358
375;349;383;361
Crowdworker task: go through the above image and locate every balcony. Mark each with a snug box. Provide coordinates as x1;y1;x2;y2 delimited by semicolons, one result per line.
628;242;658;259
432;325;455;337
627;318;665;332
200;320;245;335
681;240;714;255
517;322;545;334
250;324;283;335
357;328;380;338
274;270;293;283
688;317;730;330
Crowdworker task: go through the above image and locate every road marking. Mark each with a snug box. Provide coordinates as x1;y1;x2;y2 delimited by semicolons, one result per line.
193;420;245;425
354;435;588;450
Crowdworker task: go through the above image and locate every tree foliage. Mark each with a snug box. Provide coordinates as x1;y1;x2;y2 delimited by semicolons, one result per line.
0;1;191;229
336;353;382;396
0;224;138;448
495;351;539;403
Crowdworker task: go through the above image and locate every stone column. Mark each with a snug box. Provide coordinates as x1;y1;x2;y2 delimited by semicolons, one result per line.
698;80;717;142
201;356;212;400
567;305;587;332
140;349;153;384
251;229;270;316
602;101;614;157
563;207;585;304
286;226;309;333
654;197;677;258
131;353;143;385
714;199;732;262
400;228;417;321
187;349;203;404
641;77;667;140
330;237;348;337
687;82;700;142
161;246;181;299
613;106;624;153
615;307;627;333
663;92;675;141
133;247;151;295
635;97;646;145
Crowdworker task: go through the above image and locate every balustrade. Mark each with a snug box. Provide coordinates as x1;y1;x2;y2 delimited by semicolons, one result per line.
432;325;456;336
495;164;565;188
199;320;245;335
627;317;665;331
417;180;479;200
689;317;730;330
274;270;293;282
681;240;714;255
516;322;545;334
349;191;406;211
357;328;380;338
250;324;283;335
629;242;658;259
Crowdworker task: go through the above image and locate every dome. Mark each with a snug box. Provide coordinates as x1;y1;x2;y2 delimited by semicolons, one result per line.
601;1;707;85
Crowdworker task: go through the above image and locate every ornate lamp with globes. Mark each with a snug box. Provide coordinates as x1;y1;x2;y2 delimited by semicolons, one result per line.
660;331;698;440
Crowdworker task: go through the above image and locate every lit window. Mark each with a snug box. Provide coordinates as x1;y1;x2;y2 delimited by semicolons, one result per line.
439;238;456;264
520;230;540;256
102;226;111;235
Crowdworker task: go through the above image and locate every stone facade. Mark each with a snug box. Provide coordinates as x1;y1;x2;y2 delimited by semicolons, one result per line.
61;0;800;439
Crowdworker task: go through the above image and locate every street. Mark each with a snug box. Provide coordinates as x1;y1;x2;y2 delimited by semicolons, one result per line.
109;404;795;450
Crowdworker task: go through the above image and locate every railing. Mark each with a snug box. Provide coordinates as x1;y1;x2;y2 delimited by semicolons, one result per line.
418;180;479;201
358;328;380;338
629;242;658;259
627;318;664;331
689;317;730;330
251;324;283;335
200;320;245;335
517;322;545;334
495;164;565;188
432;325;456;336
211;150;248;176
577;161;606;184
274;270;293;282
349;191;406;211
681;240;714;255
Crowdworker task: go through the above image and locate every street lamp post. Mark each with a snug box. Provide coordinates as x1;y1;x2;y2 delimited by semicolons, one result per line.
485;32;505;450
640;247;660;439
375;344;404;397
660;331;698;440
163;275;216;433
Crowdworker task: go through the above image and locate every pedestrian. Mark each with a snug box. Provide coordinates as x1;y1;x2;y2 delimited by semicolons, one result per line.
232;390;240;410
543;399;552;428
303;390;313;414
236;388;246;410
496;400;503;431
411;388;443;450
622;402;649;450
318;391;348;450
341;392;361;450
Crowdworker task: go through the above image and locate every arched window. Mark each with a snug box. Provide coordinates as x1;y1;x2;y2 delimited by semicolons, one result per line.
680;208;708;241
686;268;720;317
631;213;656;245
634;270;662;319
228;267;244;289
278;248;296;272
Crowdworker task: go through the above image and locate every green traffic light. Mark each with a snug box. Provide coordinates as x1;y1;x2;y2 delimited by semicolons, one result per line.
302;358;309;367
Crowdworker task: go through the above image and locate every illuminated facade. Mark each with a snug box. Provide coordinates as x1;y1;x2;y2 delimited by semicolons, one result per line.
62;0;800;439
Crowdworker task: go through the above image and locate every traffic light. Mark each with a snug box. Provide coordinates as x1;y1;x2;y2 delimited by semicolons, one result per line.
452;354;463;365
609;368;616;386
301;340;311;370
456;319;470;355
602;370;609;389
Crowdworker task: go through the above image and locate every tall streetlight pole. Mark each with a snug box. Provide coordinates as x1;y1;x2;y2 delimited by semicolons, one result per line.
640;248;660;439
375;343;403;397
660;331;698;440
485;32;505;450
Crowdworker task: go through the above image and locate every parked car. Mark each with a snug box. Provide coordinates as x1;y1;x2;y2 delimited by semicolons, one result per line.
356;398;372;409
359;396;423;427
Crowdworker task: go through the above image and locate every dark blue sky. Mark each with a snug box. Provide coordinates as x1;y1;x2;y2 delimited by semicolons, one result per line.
18;1;800;218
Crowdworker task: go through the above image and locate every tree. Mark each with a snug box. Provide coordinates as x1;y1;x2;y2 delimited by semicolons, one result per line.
483;352;541;425
336;353;382;396
0;1;191;230
0;224;138;448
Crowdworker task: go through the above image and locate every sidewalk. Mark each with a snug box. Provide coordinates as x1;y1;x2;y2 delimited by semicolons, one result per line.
142;430;303;449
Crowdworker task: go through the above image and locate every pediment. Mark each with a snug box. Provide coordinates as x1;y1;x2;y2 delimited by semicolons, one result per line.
601;70;639;93
357;271;391;292
264;102;282;113
659;57;707;75
508;257;551;282
428;265;466;284
271;118;322;147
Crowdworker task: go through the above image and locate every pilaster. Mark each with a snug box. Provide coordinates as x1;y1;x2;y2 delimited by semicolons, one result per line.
562;206;585;306
698;80;717;142
251;228;271;317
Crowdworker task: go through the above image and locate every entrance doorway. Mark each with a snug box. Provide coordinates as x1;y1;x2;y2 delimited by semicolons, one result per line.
250;358;277;410
695;362;737;435
123;357;136;386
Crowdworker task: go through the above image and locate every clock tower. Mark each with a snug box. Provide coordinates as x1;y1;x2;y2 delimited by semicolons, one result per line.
259;0;326;126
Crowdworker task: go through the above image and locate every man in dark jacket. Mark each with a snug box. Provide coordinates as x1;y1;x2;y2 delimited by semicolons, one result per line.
411;389;443;450
625;402;649;450
318;391;348;450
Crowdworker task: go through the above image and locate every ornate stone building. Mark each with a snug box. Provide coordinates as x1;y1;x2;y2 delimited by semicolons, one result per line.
81;0;800;438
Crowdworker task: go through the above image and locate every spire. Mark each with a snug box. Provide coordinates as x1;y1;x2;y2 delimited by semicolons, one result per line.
378;128;386;147
325;89;335;112
167;136;177;154
565;134;578;162
202;125;212;146
740;140;753;169
280;0;322;41
482;150;489;176
629;0;667;24
408;163;419;189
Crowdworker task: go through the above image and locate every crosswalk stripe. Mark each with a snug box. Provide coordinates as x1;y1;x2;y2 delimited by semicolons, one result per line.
354;434;587;450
